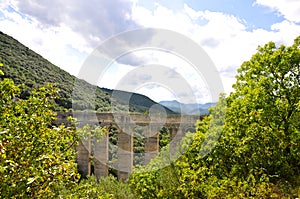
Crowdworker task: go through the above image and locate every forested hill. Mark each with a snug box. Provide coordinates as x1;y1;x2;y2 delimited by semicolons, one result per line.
0;31;175;114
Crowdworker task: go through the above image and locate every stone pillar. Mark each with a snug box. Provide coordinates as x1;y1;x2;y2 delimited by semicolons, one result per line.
169;126;177;140
76;134;91;177
94;128;109;178
118;125;134;181
169;126;183;160
144;126;159;165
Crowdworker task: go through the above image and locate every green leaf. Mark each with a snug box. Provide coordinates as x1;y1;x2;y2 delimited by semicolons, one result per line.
27;177;37;185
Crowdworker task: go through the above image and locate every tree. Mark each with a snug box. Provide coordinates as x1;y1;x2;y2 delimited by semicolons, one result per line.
0;63;80;198
128;37;300;198
181;36;300;197
223;36;300;182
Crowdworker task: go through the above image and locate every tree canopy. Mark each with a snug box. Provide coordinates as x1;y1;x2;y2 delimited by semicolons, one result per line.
0;63;136;198
128;36;300;198
0;63;80;197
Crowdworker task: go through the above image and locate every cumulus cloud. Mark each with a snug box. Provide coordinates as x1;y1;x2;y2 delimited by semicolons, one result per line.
10;0;139;43
1;0;144;72
131;2;300;96
0;5;91;75
255;0;300;23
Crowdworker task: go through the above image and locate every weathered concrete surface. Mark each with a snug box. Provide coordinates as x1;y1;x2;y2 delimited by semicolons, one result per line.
76;136;91;177
117;125;134;181
94;130;109;178
144;126;159;165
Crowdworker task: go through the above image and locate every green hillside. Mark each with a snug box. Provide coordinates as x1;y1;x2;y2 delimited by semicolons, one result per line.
0;31;174;114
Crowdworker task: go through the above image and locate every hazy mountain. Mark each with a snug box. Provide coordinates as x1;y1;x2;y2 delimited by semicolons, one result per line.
0;31;175;114
159;100;216;115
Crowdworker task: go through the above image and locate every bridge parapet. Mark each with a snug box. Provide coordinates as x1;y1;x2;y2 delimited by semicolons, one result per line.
57;112;200;125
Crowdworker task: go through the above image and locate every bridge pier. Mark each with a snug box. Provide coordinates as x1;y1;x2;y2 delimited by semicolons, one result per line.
117;125;134;181
76;135;91;177
169;126;180;160
144;125;159;165
94;128;109;178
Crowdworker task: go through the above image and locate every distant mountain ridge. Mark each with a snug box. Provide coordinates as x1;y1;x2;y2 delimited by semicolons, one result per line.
0;31;175;114
159;100;216;115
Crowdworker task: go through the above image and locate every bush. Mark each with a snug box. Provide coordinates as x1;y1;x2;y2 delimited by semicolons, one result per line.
59;175;135;199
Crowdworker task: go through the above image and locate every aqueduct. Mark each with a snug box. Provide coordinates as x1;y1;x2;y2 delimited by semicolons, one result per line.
57;112;201;180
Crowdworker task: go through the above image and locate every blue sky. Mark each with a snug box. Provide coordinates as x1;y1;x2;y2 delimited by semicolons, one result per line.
0;0;300;103
137;0;285;30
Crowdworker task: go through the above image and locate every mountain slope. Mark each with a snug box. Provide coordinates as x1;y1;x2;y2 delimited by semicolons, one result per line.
159;100;216;115
0;31;174;114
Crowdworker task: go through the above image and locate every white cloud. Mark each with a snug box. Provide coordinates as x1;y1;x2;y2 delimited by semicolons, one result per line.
0;0;140;75
132;3;194;36
131;3;300;99
9;0;139;42
255;0;300;23
1;0;300;103
0;6;91;75
271;20;300;45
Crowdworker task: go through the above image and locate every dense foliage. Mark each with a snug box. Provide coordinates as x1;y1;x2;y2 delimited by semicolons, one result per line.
60;175;135;199
128;37;300;198
0;64;80;197
0;64;135;198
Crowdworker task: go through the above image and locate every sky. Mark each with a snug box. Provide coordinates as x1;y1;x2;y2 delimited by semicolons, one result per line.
0;0;300;104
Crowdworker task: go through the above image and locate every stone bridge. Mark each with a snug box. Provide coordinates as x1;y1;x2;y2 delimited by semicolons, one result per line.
56;112;201;180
